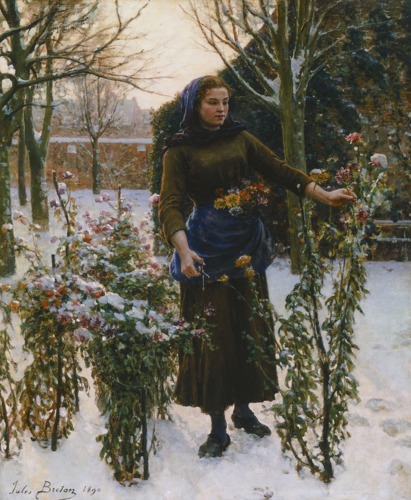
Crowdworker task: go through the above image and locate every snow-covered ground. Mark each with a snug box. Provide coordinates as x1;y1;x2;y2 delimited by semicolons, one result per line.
1;189;410;500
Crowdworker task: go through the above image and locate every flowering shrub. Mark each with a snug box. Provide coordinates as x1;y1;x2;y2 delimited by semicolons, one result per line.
212;135;389;483
214;174;271;216
272;134;390;482
47;176;212;483
86;290;211;484
0;291;20;458
10;271;99;450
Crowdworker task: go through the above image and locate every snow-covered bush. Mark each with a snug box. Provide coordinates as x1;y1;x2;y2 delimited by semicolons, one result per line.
0;174;213;484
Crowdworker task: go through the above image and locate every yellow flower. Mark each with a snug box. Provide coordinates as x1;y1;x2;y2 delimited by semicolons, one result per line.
225;193;240;208
214;198;226;209
235;255;252;268
218;274;229;283
309;169;331;184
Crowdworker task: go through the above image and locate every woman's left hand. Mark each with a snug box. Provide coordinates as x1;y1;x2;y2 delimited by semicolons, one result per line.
325;188;357;207
305;182;356;207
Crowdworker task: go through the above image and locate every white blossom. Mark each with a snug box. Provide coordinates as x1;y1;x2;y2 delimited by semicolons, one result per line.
370;153;388;169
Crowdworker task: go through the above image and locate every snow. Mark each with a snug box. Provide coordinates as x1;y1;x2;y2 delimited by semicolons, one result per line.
1;189;410;500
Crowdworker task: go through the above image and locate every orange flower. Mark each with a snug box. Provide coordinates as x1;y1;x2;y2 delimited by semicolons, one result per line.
1;283;10;292
8;300;20;313
235;255;252;268
44;289;55;298
245;267;255;279
83;232;93;243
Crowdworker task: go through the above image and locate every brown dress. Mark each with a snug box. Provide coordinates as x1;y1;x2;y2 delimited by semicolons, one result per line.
159;130;311;413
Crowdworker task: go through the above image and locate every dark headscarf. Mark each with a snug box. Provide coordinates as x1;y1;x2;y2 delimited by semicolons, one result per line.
164;76;246;151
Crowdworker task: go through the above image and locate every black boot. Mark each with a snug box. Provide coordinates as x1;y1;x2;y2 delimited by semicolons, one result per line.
198;433;231;458
198;412;231;458
231;403;271;438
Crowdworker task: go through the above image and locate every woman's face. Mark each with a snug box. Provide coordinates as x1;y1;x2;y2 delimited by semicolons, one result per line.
197;87;230;130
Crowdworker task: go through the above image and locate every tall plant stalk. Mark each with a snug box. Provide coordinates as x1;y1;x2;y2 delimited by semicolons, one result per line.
272;135;388;482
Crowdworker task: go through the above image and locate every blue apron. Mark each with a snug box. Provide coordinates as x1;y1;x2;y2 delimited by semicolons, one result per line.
170;204;275;284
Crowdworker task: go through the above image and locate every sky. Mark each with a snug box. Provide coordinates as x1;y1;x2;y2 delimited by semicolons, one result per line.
118;0;228;110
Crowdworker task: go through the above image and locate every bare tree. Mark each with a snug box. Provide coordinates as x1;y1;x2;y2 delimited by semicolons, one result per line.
0;0;151;276
188;0;345;272
71;75;125;194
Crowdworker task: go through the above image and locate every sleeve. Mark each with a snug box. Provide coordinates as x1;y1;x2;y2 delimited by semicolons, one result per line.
158;147;188;245
244;131;311;196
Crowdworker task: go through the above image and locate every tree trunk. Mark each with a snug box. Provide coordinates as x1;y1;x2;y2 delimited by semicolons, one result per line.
280;94;307;274
17;114;27;206
0;144;16;276
92;139;101;194
26;140;50;230
24;84;53;230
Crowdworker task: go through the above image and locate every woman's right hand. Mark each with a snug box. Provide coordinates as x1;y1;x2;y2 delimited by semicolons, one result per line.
180;250;204;279
170;230;204;279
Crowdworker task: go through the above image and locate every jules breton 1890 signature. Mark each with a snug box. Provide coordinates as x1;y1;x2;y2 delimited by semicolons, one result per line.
9;480;101;499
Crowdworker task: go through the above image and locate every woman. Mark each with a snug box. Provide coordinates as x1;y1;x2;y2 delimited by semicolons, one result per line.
159;75;355;458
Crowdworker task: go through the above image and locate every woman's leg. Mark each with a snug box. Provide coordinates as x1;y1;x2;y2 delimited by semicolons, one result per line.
232;403;271;437
198;411;231;458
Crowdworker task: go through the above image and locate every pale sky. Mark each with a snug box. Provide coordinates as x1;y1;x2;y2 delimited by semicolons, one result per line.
117;0;228;110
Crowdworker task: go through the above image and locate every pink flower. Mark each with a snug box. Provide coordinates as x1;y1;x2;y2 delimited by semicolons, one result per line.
345;132;363;144
62;171;74;179
149;193;160;204
58;311;73;325
355;209;370;224
151;332;165;342
335;167;352;185
194;328;206;337
73;327;91;342
370;153;388;169
1;223;13;233
175;318;189;329
204;302;216;317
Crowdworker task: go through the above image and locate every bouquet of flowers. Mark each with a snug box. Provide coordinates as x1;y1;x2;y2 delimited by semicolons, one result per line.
214;174;271;216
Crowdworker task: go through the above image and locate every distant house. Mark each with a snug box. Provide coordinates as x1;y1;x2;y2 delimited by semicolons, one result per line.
11;96;154;190
46;136;153;190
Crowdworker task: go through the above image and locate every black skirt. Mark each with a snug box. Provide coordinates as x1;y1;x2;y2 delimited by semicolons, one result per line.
174;273;278;413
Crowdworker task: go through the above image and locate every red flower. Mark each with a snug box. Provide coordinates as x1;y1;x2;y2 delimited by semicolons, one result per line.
345;132;363;144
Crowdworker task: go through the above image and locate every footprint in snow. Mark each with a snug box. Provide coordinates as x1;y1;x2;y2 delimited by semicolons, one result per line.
381;419;411;437
347;413;370;427
396;436;411;448
365;398;396;412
